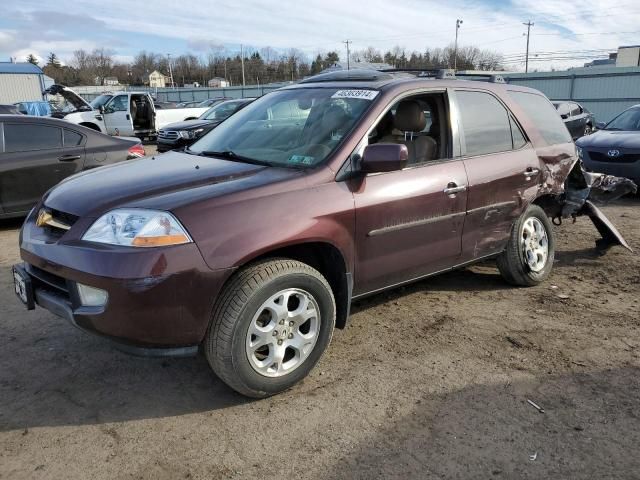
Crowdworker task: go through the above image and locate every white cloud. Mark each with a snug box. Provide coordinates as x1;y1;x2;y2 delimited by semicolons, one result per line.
2;0;637;71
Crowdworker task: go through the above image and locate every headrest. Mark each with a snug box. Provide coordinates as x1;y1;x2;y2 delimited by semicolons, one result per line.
394;100;426;132
321;105;349;131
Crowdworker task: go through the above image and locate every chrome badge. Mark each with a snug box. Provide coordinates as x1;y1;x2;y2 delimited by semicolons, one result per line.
607;149;621;158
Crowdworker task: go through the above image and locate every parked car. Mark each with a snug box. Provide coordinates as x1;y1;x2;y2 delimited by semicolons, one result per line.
577;104;640;184
13;69;632;398
553;101;595;140
157;98;255;152
45;85;209;139
153;101;178;109
175;101;201;108
197;97;232;108
0;115;144;219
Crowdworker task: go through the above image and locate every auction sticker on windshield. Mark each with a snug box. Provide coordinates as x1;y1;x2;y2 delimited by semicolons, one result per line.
331;90;379;100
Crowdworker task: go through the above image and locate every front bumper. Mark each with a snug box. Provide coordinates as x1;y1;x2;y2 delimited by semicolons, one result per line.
156;137;191;152
582;156;640;184
18;212;233;354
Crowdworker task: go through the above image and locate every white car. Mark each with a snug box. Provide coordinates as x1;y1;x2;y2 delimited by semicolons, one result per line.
45;85;208;139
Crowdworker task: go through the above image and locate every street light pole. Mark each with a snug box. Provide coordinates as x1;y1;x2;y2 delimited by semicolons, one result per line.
454;19;463;71
343;40;352;70
523;20;534;73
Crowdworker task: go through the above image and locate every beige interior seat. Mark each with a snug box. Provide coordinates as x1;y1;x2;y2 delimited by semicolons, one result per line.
380;101;437;164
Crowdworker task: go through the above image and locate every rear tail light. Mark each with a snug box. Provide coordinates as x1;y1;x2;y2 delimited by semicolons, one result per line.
127;143;146;159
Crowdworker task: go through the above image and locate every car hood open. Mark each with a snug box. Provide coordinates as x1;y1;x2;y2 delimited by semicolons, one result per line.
43;150;302;218
45;84;93;112
576;130;640;149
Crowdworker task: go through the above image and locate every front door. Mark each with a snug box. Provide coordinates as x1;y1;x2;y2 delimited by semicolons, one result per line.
354;160;468;296
103;94;135;136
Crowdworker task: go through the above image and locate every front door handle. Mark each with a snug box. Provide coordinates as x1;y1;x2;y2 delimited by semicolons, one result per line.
58;154;81;162
443;182;467;196
126;114;131;120
524;167;540;178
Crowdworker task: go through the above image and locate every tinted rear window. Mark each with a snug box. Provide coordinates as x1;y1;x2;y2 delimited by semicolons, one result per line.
64;129;84;146
508;91;572;145
4;123;63;153
456;90;513;156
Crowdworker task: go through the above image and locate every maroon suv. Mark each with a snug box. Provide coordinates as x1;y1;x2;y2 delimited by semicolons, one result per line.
13;69;634;398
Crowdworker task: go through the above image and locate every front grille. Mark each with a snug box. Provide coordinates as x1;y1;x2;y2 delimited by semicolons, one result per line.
588;151;640;164
158;130;179;140
26;264;71;298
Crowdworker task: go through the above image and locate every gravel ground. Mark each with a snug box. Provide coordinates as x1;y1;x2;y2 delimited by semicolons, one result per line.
0;197;638;479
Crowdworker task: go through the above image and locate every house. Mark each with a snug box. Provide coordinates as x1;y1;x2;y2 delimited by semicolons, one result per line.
94;76;120;86
208;77;229;88
0;61;46;103
143;70;171;88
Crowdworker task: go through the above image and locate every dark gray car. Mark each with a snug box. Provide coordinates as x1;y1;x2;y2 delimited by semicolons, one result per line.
553;101;595;140
0;115;144;218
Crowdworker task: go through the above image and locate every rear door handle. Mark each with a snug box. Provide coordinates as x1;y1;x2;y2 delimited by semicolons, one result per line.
58;154;81;162
443;182;467;195
524;167;540;178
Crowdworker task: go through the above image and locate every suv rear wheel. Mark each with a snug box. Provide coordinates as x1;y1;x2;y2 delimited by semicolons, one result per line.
205;259;335;398
497;205;555;286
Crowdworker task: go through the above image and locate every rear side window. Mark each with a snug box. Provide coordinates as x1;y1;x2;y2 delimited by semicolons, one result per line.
4;124;63;153
64;129;83;146
456;91;513;156
509;91;572;145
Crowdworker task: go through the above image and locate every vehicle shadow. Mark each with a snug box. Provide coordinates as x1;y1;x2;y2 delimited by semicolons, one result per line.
321;366;640;479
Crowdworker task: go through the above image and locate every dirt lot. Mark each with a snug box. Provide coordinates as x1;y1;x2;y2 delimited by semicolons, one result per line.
1;198;639;479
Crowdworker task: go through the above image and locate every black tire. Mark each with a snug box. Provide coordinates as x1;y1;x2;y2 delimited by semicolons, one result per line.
496;205;555;287
205;259;336;398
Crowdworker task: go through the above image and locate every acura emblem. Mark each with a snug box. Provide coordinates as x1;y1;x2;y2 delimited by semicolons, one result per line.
607;149;621;158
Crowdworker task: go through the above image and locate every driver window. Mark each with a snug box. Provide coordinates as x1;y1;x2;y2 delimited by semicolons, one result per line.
107;96;128;112
367;93;448;166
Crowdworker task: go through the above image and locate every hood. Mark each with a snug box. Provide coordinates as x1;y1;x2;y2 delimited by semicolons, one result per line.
161;119;219;131
43;150;301;218
576;130;640;150
45;84;93;112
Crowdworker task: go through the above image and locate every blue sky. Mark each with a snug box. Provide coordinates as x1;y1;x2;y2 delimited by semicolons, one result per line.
1;0;639;71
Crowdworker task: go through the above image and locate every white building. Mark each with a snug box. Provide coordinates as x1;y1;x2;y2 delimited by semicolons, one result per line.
0;62;45;103
143;70;171;88
616;46;640;67
208;77;229;88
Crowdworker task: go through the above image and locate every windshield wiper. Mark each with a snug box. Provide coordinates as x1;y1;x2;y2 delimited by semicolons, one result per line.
197;150;274;167
604;127;622;131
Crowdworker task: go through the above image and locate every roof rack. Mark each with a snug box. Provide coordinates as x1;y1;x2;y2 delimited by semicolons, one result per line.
378;68;506;83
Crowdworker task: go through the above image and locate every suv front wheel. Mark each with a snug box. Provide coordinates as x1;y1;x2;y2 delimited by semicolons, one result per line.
205;259;336;398
497;205;555;286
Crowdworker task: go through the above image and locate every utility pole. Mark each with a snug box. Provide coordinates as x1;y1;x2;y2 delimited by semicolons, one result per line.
343;40;352;70
240;44;246;87
523;21;534;73
167;53;175;89
454;19;463;71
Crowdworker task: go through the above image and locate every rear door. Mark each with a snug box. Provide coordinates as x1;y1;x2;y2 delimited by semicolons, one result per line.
452;89;541;262
0;122;83;214
103;94;135;136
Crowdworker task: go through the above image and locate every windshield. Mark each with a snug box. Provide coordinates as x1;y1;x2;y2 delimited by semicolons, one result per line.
90;95;114;109
189;88;376;168
200;101;242;121
605;107;640;131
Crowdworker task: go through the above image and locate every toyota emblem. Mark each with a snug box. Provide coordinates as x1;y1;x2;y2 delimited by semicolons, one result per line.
607;149;621;158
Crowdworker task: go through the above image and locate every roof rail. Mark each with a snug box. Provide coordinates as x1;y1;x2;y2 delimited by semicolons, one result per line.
378;68;506;83
378;68;455;79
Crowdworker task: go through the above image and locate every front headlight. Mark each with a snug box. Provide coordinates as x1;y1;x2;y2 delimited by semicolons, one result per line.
82;209;192;247
178;128;204;140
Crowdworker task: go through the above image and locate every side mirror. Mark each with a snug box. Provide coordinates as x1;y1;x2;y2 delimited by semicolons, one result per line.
99;105;106;114
596;121;606;130
360;143;409;173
